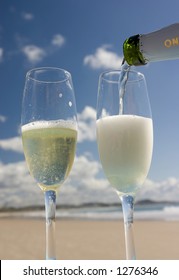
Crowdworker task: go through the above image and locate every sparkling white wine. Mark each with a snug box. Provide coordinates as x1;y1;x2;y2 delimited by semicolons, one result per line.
22;120;77;191
119;61;130;115
123;23;179;66
96;115;153;195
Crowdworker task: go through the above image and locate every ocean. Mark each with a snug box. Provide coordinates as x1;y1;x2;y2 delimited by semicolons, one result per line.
1;202;179;221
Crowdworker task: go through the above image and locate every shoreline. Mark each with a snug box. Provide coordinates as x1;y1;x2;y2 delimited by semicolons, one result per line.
0;218;179;260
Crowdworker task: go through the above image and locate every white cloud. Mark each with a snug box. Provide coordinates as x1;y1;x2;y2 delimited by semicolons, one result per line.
21;12;34;21
20;34;65;65
0;161;42;208
77;106;96;142
0;48;3;62
84;45;123;70
62;155;113;205
22;45;46;64
0;155;113;209
0;115;7;123
6;32;66;65
137;177;179;203
51;34;65;47
1;154;179;210
0;137;23;153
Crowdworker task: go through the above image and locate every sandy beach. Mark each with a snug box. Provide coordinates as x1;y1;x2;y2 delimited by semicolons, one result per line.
0;218;179;260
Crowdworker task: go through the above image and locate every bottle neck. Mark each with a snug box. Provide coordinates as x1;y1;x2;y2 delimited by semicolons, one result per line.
123;34;147;66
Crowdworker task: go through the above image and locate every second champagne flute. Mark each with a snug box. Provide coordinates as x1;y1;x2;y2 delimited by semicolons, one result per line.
21;67;78;260
96;69;153;259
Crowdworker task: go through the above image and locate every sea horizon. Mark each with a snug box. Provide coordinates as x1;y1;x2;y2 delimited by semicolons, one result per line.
1;200;179;221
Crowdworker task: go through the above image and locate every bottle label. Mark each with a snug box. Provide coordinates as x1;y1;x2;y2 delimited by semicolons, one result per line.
140;23;179;62
164;37;179;48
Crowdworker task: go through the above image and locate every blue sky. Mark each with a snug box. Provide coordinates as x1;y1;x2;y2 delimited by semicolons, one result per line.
1;0;179;208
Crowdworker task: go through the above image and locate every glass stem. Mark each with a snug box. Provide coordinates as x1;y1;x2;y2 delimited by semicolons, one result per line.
45;190;56;260
120;194;136;260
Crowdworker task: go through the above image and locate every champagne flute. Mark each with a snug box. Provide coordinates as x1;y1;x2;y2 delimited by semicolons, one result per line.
96;69;153;259
21;67;78;260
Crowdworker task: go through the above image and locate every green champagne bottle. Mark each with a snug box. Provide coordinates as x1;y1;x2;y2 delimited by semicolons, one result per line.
123;23;179;66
